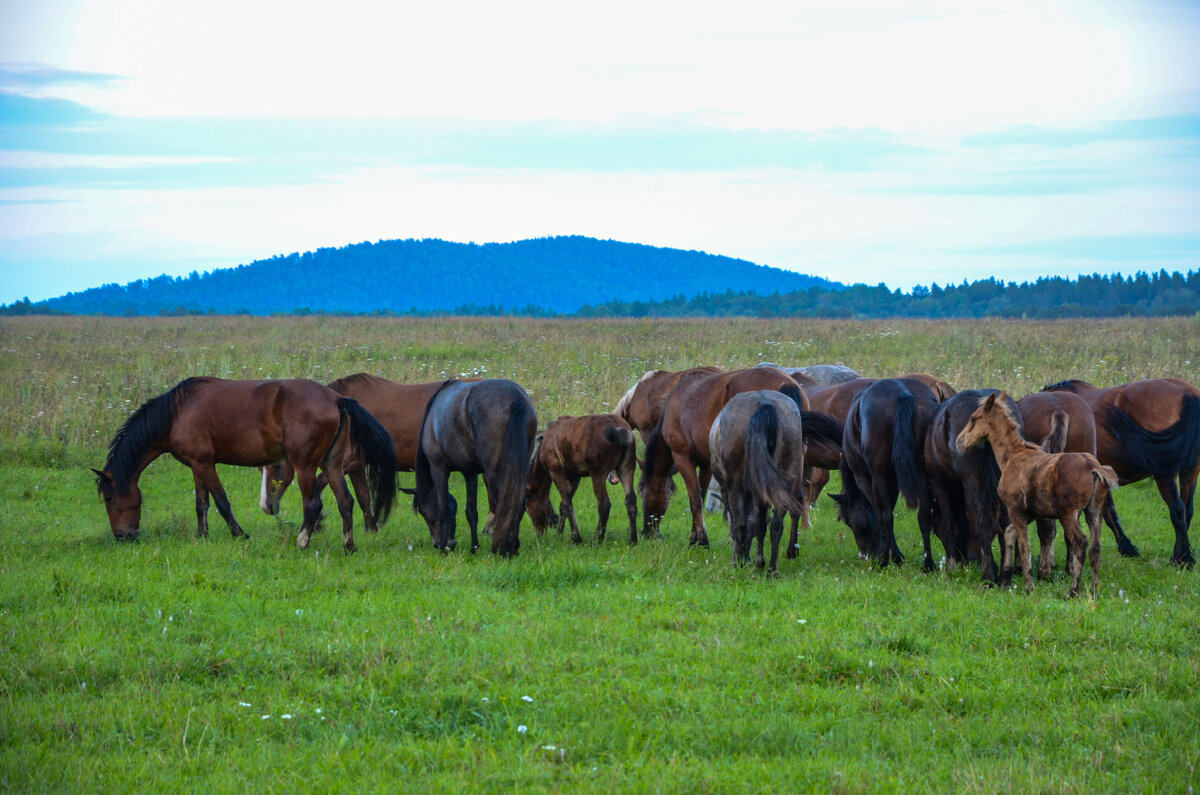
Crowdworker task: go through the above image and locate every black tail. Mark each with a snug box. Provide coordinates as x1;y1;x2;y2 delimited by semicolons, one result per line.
778;382;806;413
800;409;844;470
744;403;804;516
607;425;637;482
340;398;398;525
892;391;922;510
488;396;537;556
1103;394;1200;478
1039;409;1070;454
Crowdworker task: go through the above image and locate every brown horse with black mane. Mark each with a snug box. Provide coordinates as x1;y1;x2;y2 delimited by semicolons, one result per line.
95;377;397;552
641;367;842;546
1042;378;1200;566
260;374;483;536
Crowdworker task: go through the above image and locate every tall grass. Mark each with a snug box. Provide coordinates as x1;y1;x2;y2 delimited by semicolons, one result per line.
0;316;1197;792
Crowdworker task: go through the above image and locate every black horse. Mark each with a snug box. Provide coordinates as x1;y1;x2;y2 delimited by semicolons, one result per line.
414;379;538;557
833;377;940;569
925;389;1021;582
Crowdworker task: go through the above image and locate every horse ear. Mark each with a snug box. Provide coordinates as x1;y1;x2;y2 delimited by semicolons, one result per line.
92;468;113;483
983;393;997;410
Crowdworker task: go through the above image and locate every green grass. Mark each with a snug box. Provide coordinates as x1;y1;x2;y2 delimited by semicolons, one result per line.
1;316;1198;791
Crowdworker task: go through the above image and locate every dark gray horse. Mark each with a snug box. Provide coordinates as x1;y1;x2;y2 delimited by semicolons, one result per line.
756;362;862;385
709;390;806;573
414;379;537;557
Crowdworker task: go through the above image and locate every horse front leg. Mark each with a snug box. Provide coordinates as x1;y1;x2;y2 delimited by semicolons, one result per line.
1155;474;1195;567
673;454;709;547
192;463;248;540
464;474;480;553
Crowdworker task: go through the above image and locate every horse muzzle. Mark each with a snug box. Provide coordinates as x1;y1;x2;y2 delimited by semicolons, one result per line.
113;528;141;541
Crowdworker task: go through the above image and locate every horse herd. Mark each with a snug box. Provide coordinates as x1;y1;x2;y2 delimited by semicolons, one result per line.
93;364;1200;596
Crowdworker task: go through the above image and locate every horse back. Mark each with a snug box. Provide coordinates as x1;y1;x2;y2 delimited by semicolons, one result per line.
1017;391;1098;455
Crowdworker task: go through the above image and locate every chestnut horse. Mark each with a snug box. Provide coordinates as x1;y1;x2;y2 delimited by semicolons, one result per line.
641;367;842;546
414;379;537;557
957;392;1120;598
260;374;483;536
1042;378;1200;566
94;377;397;552
924;389;1023;581
709;390;807;573
835;377;940;569
1017;390;1139;575
526;414;638;544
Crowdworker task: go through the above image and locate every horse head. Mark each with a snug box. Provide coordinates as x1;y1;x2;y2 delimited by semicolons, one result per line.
93;468;142;540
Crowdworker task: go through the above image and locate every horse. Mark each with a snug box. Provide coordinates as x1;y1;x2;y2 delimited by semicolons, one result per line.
709;390;807;573
94;377;397;552
641;366;842;546
924;389;1022;582
526;414;638;545
260;374;477;531
1017;390;1139;575
414;379;537;557
834;377;940;569
1042;378;1200;566
614;366;724;442
957;392;1120;597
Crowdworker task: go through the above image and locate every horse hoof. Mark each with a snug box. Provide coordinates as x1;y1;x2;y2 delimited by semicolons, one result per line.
1118;543;1140;558
343;543;357;554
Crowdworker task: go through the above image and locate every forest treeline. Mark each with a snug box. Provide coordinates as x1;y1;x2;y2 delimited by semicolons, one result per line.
575;270;1200;319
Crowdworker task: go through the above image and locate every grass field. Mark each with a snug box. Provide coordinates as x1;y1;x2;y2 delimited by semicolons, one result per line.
1;315;1198;792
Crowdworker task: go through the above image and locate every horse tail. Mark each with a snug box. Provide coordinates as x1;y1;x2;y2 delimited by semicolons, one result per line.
640;415;668;491
778;382;806;412
607;424;636;479
891;391;922;510
1102;394;1200;478
490;394;537;556
1039;409;1070;454
744;403;804;516
799;409;844;469
339;397;398;526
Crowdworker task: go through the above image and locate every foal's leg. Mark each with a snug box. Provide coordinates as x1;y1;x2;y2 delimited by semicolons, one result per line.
1013;519;1034;594
191;463;248;539
619;471;639;546
553;473;582;544
1085;501;1104;597
1034;518;1057;580
1155;474;1195;567
590;472;612;543
1060;512;1087;598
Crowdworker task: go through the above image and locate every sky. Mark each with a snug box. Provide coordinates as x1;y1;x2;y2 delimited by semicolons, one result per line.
1;0;1199;304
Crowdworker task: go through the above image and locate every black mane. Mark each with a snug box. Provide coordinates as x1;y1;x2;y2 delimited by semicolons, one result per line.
1042;379;1086;393
101;377;205;488
326;372;375;393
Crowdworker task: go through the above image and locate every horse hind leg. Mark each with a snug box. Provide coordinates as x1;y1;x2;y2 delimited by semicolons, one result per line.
1102;491;1139;558
294;468;323;550
590;473;612;544
1155;474;1195;567
1085;502;1104;597
347;470;377;533
1035;517;1057;580
767;507;785;575
323;467;357;553
1060;512;1087;598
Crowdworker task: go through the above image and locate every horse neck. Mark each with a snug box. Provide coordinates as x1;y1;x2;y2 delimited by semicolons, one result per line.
980;414;1034;469
109;435;167;490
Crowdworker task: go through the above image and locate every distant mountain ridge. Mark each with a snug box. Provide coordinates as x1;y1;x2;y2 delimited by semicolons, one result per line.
23;236;841;316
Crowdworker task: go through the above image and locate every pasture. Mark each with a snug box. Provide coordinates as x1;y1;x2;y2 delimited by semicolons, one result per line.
1;315;1199;792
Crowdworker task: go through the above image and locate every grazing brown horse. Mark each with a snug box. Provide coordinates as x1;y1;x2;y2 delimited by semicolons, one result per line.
260;374;483;536
526;414;638;544
94;377;397;552
641;367;842;546
924;389;1023;581
414;379;537;557
957;392;1120;597
709;390;806;573
835;377;941;569
1017;390;1139;575
1042;378;1200;566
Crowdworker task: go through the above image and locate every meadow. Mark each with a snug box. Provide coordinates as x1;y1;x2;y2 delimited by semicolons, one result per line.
1;315;1198;792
